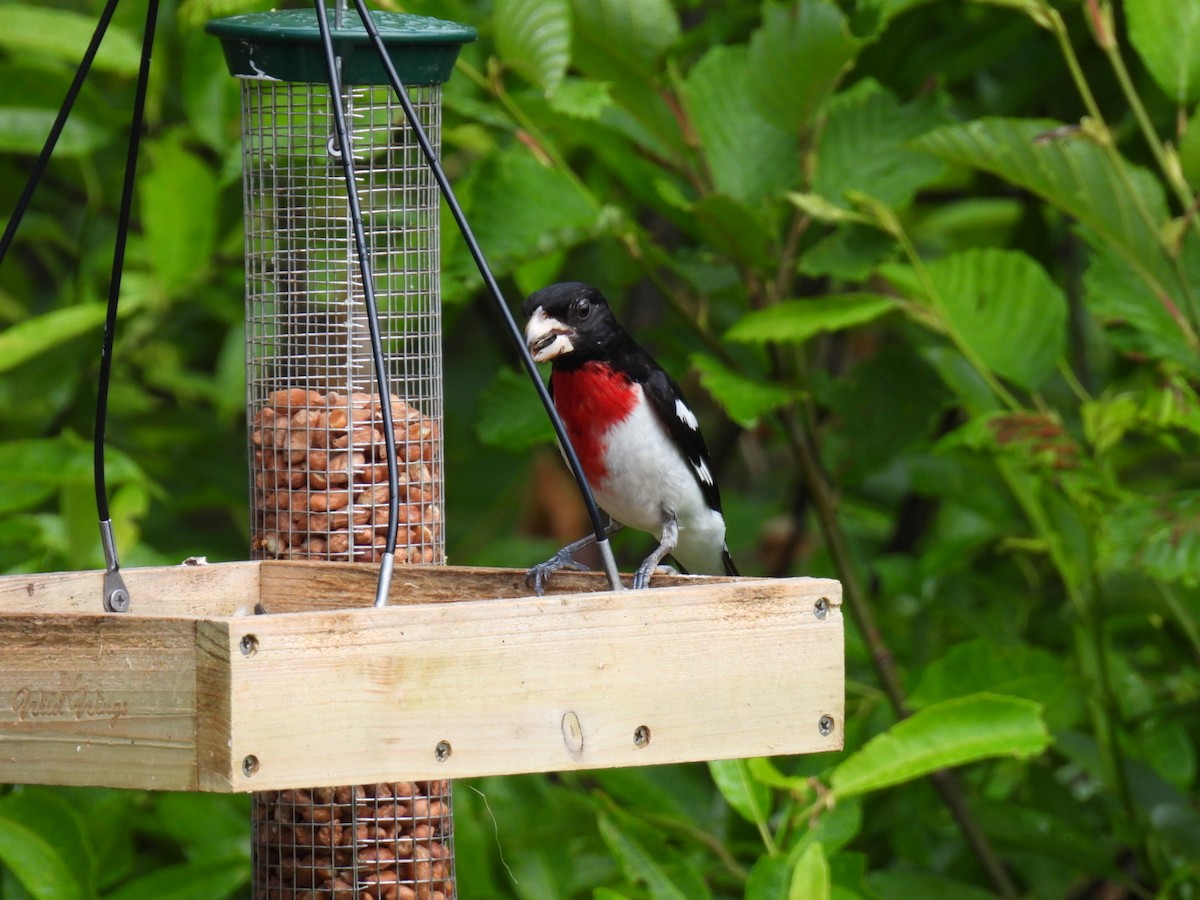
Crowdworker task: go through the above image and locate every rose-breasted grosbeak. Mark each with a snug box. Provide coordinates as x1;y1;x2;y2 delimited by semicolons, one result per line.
523;281;738;593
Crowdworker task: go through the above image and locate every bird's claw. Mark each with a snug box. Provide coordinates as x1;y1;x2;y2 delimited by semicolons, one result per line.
631;562;678;591
525;550;590;596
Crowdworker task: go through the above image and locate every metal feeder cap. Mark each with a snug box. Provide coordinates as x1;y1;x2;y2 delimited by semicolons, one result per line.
205;9;477;85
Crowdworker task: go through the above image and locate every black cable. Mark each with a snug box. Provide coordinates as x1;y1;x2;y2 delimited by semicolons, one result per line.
312;0;401;606
0;0;121;267
350;0;621;589
94;0;160;524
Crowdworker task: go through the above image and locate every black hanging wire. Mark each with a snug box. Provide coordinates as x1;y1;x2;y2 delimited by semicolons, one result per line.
94;0;160;612
346;0;624;591
0;0;122;264
311;0;403;606
0;0;159;612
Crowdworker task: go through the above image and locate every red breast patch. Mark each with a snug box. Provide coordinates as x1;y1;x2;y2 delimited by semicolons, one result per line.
551;362;638;483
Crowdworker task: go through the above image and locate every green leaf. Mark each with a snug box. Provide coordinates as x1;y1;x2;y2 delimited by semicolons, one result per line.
788;191;874;225
495;0;571;95
569;0;680;81
0;302;131;374
181;32;239;153
909;638;1085;730
597;812;712;900
547;78;614;120
476;367;557;450
746;757;812;794
726;294;897;345
0;816;83;900
141;134;218;292
0;107;112;157
1127;0;1200;105
692;195;774;270
0;6;141;75
829;694;1051;798
813;79;950;210
444;147;599;290
1083;237;1199;370
709;759;772;828
919;248;1067;390
972;798;1121;876
790;842;832;900
745;855;791;900
913;118;1188;327
0;789;95;896
148;794;250;862
867;871;997;900
104;856;248;900
791;797;863;857
1100;491;1200;586
690;354;795;429
746;0;861;132
0;435;144;515
800;223;898;280
683;45;799;204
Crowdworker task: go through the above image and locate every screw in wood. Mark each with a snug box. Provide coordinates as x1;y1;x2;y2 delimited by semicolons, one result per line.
814;597;830;620
818;715;835;736
434;740;452;762
239;634;259;656
242;754;260;776
633;725;651;748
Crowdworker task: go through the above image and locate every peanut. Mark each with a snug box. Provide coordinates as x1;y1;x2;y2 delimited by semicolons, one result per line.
308;490;349;513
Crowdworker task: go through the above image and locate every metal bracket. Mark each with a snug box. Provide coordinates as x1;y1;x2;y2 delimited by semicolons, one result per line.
100;519;130;613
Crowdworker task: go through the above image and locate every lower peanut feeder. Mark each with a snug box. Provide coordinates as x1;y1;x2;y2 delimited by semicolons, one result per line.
254;781;455;900
250;389;442;564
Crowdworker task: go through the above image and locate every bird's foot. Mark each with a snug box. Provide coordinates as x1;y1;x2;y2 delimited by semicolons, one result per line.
526;549;590;596
631;562;678;590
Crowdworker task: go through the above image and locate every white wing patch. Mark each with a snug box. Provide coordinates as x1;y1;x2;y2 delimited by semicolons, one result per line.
693;458;714;485
675;398;699;430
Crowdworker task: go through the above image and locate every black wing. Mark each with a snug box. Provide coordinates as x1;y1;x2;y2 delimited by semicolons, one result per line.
640;364;725;516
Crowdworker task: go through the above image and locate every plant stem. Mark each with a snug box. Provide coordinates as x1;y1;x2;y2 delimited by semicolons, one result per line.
777;406;1020;900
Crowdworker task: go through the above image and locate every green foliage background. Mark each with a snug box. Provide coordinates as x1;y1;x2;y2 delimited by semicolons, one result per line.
2;0;1200;896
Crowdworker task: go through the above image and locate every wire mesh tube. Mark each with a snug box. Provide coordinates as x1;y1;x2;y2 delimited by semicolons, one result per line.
253;781;455;899
243;79;444;565
242;78;454;899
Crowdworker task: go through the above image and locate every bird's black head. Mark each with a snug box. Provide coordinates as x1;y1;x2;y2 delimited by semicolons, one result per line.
523;282;627;366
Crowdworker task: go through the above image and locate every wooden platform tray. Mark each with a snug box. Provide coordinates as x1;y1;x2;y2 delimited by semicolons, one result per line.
0;562;843;792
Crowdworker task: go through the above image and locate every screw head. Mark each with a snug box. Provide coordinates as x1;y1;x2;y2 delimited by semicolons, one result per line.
818;715;835;737
814;597;830;620
106;588;130;613
633;725;651;749
239;634;259;657
242;754;260;777
434;740;452;762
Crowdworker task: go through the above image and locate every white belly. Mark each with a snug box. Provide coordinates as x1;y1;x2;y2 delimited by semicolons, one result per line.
590;395;727;574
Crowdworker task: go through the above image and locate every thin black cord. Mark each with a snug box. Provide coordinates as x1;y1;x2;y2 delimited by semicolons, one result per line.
312;0;401;602
350;0;618;579
94;0;160;523
0;0;121;267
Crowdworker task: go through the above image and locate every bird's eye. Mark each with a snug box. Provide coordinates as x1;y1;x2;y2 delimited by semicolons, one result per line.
573;300;591;320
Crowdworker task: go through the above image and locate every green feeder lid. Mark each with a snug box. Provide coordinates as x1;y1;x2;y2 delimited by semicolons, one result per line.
205;9;476;85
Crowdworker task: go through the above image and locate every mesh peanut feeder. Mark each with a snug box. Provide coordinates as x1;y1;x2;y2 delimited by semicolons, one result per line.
207;10;474;897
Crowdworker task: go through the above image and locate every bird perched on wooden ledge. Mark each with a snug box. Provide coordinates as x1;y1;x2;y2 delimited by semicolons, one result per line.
522;281;738;594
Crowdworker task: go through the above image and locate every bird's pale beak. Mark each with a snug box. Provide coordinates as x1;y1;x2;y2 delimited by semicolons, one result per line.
525;306;576;363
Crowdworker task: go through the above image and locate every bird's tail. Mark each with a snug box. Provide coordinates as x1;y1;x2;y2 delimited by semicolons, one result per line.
722;546;739;576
